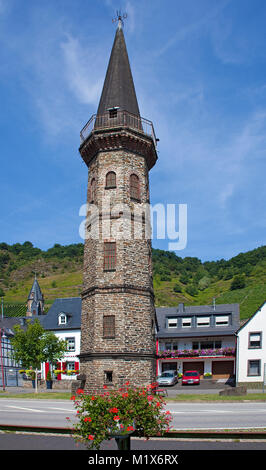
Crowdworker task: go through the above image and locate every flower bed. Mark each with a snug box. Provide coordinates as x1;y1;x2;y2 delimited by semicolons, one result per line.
158;347;235;359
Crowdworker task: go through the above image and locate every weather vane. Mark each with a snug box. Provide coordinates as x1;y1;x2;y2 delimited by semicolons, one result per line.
112;10;127;29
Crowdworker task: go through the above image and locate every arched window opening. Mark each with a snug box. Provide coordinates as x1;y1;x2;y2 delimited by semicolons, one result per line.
106;171;116;189
130;174;140;200
90;178;96;203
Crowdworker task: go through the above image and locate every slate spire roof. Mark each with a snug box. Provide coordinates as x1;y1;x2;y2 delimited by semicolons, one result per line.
27;276;44;302
96;21;140;117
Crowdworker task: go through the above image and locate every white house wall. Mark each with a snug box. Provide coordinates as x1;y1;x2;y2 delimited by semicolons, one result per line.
41;329;81;379
237;303;266;384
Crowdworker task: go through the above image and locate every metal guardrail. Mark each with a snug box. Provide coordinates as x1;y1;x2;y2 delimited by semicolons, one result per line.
0;424;266;440
80;110;157;147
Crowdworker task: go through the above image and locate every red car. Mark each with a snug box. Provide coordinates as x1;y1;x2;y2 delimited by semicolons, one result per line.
182;370;200;385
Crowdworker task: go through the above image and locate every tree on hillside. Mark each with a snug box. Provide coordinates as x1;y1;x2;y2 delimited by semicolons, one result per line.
11;319;67;393
230;274;246;291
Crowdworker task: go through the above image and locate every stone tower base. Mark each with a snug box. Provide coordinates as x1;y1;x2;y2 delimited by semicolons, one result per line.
80;357;156;394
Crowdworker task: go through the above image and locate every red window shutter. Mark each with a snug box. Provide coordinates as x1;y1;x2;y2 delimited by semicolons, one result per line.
45;362;50;379
57;362;61;380
75;362;79;371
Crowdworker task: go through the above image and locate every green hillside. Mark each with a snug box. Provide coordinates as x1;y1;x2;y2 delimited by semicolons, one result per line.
0;242;265;320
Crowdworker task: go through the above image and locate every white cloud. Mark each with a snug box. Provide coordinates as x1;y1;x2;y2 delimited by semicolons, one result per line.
60;34;103;106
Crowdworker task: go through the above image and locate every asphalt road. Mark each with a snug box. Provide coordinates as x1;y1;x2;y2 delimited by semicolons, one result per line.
0;398;266;431
1;432;266;451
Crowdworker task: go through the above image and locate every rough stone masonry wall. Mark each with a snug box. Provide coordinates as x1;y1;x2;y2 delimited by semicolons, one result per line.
81;358;156;395
80;146;156;394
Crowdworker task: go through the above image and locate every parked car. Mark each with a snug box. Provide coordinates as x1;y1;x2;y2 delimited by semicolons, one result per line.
157;370;178;386
182;370;200;385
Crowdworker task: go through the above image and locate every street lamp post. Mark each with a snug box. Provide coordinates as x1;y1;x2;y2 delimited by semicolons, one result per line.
0;328;6;391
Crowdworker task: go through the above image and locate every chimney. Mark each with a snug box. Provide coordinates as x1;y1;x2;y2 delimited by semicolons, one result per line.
178;303;184;313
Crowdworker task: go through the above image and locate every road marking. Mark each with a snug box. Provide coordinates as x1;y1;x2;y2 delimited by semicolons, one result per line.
48;407;76;413
6;405;44;413
170;410;233;414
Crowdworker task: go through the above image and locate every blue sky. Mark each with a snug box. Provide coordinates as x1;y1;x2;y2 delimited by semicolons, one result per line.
0;0;265;262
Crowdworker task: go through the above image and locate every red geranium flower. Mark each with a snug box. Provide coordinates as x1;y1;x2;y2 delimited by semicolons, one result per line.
84;417;92;422
110;407;119;413
88;435;94;440
113;416;120;421
126;426;134;431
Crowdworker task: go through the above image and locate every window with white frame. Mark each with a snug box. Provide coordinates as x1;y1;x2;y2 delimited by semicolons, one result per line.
182;317;192;328
67;362;75;371
167;318;178;328
215;315;229;326
196;316;210;327
58;313;67;325
248;332;262;349
66;337;75;352
248;359;261;376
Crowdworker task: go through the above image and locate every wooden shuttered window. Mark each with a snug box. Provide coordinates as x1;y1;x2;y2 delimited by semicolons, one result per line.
103;315;115;338
103;242;116;271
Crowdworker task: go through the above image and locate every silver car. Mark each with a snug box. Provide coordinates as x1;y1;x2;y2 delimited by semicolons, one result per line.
157;370;178;386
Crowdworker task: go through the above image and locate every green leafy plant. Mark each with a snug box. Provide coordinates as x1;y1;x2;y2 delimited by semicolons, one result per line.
46;370;52;381
71;382;172;450
11;319;67;392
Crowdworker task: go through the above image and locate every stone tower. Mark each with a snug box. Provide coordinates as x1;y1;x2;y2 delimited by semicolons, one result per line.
78;18;158;393
26;276;44;317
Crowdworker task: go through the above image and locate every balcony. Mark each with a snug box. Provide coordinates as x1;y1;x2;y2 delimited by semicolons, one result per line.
157;347;236;359
80;109;157;147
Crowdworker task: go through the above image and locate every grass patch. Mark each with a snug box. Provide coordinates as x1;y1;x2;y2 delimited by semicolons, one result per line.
0;392;72;400
166;393;266;402
0;391;265;402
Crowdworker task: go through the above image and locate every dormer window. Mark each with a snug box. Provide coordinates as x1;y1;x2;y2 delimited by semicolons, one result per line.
167;318;177;328
215;315;229;326
108;107;119;118
196;316;210;327
182;317;192;328
58;313;67;325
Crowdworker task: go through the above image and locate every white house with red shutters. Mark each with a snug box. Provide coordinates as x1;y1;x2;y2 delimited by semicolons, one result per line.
39;297;81;380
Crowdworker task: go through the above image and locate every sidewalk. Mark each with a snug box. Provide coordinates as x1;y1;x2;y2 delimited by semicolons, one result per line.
0;387;70;394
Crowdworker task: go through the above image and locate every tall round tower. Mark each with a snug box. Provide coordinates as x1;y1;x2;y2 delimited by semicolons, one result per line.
79;19;158;394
